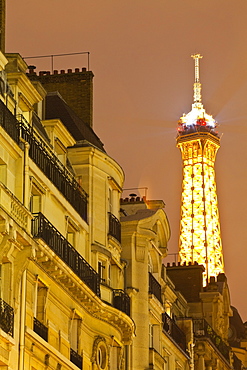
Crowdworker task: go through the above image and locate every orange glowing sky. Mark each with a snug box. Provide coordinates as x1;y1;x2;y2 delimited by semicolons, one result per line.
6;0;247;320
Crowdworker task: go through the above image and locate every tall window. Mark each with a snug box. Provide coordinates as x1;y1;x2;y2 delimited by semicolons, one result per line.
34;278;49;323
149;324;160;352
98;260;106;284
33;278;49;341
70;310;82;357
0;262;12;304
30;182;43;214
109;345;123;370
54;138;67;166
65;217;78;247
0;159;7;186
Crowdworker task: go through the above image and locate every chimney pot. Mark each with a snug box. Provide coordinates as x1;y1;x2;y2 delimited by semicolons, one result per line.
28;65;36;74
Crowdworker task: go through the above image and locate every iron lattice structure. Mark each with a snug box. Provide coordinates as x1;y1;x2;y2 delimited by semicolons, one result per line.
177;55;224;284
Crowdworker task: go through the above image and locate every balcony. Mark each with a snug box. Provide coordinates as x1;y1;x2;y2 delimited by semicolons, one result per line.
33;317;48;342
108;212;121;243
193;319;230;362
19;119;87;222
0;182;32;231
113;289;130;316
32;213;100;297
70;348;83;369
0;298;14;337
149;272;162;303
162;313;186;352
0;99;20;144
0;103;87;222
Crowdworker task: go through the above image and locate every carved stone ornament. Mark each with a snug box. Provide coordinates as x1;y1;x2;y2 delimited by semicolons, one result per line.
91;336;109;370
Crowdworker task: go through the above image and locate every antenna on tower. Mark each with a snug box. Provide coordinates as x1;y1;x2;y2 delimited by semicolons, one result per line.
191;53;203;105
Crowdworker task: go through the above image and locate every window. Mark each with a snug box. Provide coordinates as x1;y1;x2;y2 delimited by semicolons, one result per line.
65;217;79;247
109;345;123;370
0;159;7;186
163;350;171;370
149;324;160;352
149;324;153;348
92;337;108;370
98;260;106;283
0;262;12;304
96;343;107;370
70;310;83;368
67;228;75;246
70;312;81;353
98;258;111;285
30;180;44;214
34;278;49;323
109;188;113;213
55;138;67;166
33;277;49;341
108;177;121;218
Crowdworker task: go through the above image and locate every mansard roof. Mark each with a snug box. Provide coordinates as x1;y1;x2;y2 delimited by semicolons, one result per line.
45;92;105;152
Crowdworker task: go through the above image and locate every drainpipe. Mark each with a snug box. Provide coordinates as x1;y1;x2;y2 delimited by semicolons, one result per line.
19;269;27;370
21;139;30;208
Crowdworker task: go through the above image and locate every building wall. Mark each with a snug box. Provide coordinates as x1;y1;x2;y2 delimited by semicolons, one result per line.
0;52;133;370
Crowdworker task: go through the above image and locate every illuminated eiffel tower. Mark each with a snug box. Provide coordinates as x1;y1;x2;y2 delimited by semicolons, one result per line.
177;54;224;284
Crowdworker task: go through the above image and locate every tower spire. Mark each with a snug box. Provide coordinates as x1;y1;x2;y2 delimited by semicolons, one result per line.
191;53;203;105
177;55;224;285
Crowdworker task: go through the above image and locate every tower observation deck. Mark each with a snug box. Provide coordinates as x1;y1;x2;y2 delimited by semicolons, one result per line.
176;54;224;284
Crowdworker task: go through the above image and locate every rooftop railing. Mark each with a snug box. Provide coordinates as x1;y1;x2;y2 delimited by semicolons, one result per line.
193;319;230;362
0;298;14;337
108;212;121;243
162;313;187;352
113;289;130;316
149;272;162;303
32;212;100;297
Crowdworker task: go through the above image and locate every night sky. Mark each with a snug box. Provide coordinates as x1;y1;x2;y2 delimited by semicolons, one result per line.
6;0;247;321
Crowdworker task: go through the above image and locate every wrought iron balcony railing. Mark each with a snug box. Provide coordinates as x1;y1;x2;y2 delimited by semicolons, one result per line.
193;319;230;362
33;317;48;341
32;213;100;297
149;272;162;303
0;298;14;337
0;101;88;222
108;212;121;243
70;348;83;369
113;289;130;316
162;313;186;352
19;122;87;222
0;99;20;144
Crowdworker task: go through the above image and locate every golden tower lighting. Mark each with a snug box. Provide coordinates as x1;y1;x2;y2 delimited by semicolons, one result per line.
177;54;224;284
